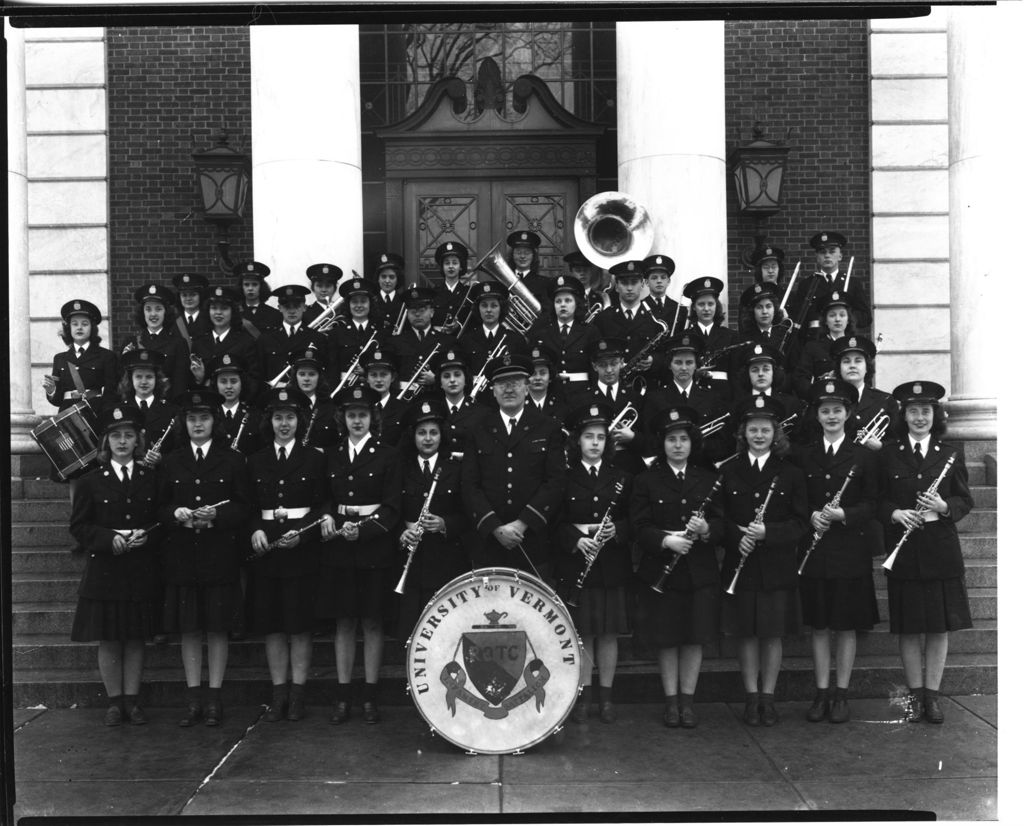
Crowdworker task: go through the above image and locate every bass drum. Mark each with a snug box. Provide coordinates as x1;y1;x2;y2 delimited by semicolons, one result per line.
406;567;582;755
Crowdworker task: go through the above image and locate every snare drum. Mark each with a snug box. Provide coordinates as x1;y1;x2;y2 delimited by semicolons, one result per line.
30;401;99;481
407;567;582;755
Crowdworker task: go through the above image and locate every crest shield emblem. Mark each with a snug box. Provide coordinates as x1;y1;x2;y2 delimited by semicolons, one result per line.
461;629;528;705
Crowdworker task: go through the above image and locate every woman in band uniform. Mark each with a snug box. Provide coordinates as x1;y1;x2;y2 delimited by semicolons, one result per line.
235;260;282;334
792;289;855;403
246;387;327;722
720;394;808;727
189;285;261;396
524;343;570;427
528;274;599;406
158;388;251;727
120;283;191;400
212;353;263;456
632;406;722;728
433;241;473;336
290;345;340;451
556;402;633;725
70;404;161;726
829;335;900;454
791;380;881;724
318;384;402;724
682;276;738;404
878;381;973;724
42;299;119;415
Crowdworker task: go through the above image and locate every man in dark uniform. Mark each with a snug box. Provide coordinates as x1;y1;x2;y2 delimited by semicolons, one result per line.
790;232;872;340
259;284;332;390
235;260;282;334
329;277;381;390
461;352;566;579
370;252;405;334
388;285;454;398
585;337;645;475
563;250;607;319
642;254;686;335
173;273;212;337
302;263;344;329
594;260;666;390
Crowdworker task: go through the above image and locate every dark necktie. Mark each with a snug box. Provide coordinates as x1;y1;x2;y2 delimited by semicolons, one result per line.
677;470;685;482
508;416;517;435
186;316;194;329
913;442;923;466
278;446;286;462
225;408;233;423
423;459;432;484
625;309;634;322
76;347;84;359
384;294;392;305
605;385;614;401
195;448;204;465
656;299;664;312
450;403;459;416
287;326;294;338
826;444;834;459
486;331;494;342
751;457;759;472
121;465;131;487
560;324;570;339
679;389;688;403
590;465;598;479
140;400;148;414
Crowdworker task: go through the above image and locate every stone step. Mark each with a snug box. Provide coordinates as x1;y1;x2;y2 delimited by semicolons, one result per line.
871;558;995;590
12;451;54;478
11;652;997;709
946;439;997;463
985;454;997;485
961;533;997;559
11;547;86;575
10;619;998;674
971;485;997;508
966;462;988;486
21;478;70;500
11;498;71;522
957;508;996;533
12;523;74;547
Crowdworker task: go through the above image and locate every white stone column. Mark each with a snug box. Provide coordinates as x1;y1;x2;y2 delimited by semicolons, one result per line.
250;26;363;288
945;7;1006;440
616;21;726;305
7;21;39;452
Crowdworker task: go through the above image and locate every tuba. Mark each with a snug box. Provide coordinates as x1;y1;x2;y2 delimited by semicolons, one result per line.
574;191;654;270
473;241;542;336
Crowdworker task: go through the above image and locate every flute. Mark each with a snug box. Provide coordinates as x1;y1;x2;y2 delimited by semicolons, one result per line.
651;476;722;594
394;465;444;594
566;480;624;607
798;464;857;575
725;475;779;595
321;513;381;541
247;514;328;562
177;499;231;529
882;454;957;572
111;521;161;555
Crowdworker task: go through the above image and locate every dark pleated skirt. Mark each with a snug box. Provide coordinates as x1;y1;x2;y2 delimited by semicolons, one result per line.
246;571;319;635
315;566;390;621
721;586;801;639
161;582;242;634
887;576;973;634
71;596;157;642
800;574;880;632
570;586;633;638
634;584;720;650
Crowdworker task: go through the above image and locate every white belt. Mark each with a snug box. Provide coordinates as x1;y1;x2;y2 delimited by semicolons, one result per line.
261;507;311;521
573;523;602;534
704;371;728;381
558;372;589;382
337;503;380;517
112;529;135;537
61;390;86;401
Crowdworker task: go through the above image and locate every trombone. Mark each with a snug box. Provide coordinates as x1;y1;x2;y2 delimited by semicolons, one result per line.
699;412;730;438
468;334;509;403
854;411;889;445
397;343;441;402
329;334;379;399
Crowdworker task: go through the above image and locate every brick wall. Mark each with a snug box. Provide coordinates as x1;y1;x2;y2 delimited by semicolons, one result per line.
724;19;871;327
106;26;254;348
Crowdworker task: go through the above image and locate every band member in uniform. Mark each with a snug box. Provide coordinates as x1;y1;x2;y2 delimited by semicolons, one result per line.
330;277;380;388
735;343;804;436
462;282;528;381
394;398;469;639
43;299;119;414
530;274;599;405
318;384;402;724
632;406;723;728
720;394;808;727
246;387;327;722
435;346;484;459
737;282;788;348
290;344;340;451
587;338;645;475
461;352;566;579
213;353;263;455
791;380;881;724
790;232;871;341
683;276;738;404
158;388;251;727
260;284;332;389
507;230;550;315
235;260;282;334
302;263;344;328
115;349;181;467
359;346;407;446
433;241;473;335
371;252;405;334
173;273;211;337
389;285;453;397
751;244;785;290
563;250;608;318
556;402;633;724
878;381;973;724
70;404;162;726
120;283;191;400
793;290;855;403
190;285;261;395
524;343;569;427
830;335;899;453
643;255;685;333
594;260;665;389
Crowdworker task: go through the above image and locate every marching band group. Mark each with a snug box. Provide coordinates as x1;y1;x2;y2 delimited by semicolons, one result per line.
43;227;974;735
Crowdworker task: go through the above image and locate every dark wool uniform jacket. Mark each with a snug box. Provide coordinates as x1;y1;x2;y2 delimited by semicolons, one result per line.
877;438;973;581
70;461;162;601
46;345;120;411
257;325;333;388
461;406;567;568
245;443;327;579
631;462;724;592
720;453;809;592
157;444;251;585
790;438;882;579
191;328;262;396
120;327;192;400
320;437;402;569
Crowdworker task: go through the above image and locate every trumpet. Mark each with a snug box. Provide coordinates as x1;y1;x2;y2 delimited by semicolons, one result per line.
398;343;441;402
267;363;292;388
566;480;625;607
854;411;890;445
395;464;443;594
468;334;508;403
882;454;957;572
307;295;346;332
609;403;639;433
651;476;722;594
699;412;731;438
726;475;779;595
474;242;542;335
798;464;858;575
330;334;379;398
391;305;408;336
142;417;176;467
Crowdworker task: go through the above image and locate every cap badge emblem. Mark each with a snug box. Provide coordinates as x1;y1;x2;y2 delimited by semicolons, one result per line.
703;279;711;288
222;355;230;364
354;388;363;399
113;408;123;420
754;344;763;355
73;301;82;310
850;337;858;347
446;351;455;360
669;410;679;421
557;277;565;286
445;243;453;251
832;291;840;301
182;275;190;283
305;350;314;359
755;396;765;408
323;265;330;274
599;341;607;351
278;390;288;401
754;285;762;294
421;402;430;413
247;263;255;272
765;247;773;255
913;383;923;395
532;349;540;359
192;394;202;405
373;352;381;361
590;406;599;416
140;352;149;361
656;256;663;264
822;234;829;242
825;382;835;393
502;352;512;366
149;285;157;295
520;233;527;241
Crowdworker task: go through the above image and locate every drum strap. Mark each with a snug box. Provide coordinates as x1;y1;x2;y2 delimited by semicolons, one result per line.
175;315;192;350
66;362;87;396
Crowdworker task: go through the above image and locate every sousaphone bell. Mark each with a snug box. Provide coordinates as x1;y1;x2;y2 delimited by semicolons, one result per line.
574;191;654;270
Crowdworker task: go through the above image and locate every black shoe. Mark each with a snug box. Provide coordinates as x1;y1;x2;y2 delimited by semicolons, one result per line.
204;700;223;727
179;702;203;728
906;691;924;723
570;701;588;724
663;705;680;728
806;692;830;723
924;695;944;724
103;704;123;727
329;700;351;724
679;706;697;729
829;697;850;724
265;687;288;723
127;705;147;726
743;698;760;726
598;701;615;724
760;699;779;727
286;685;306;722
363;700;380;724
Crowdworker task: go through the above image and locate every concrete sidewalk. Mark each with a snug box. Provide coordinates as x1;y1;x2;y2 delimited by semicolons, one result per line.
12;696;997;820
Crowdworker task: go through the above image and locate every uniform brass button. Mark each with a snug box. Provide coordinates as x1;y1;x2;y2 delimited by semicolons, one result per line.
195;496;202;501
754;492;760;498
824;474;831;480
507;467;514;473
507;453;513;459
593;496;599;502
507;499;513;505
507;483;513;489
195;479;201;485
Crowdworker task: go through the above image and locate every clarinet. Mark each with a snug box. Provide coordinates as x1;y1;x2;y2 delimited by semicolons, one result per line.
651;476;723;594
229;407;250;452
247;515;328;562
725;475;779;595
394;464;444;594
882;454;957;571
566;480;624;607
798;464;858;575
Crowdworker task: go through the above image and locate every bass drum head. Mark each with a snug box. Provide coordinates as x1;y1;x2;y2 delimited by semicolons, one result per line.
407;567;582;755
